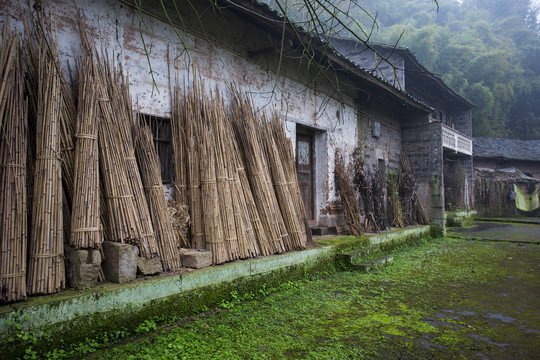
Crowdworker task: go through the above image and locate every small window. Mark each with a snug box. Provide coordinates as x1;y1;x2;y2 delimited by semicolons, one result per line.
140;114;174;184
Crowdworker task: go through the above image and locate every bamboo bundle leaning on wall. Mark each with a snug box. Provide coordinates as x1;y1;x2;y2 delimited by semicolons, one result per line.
108;62;158;259
23;14;77;243
79;22;142;245
171;84;189;206
70;57;101;249
134;122;182;270
400;150;428;225
267;115;312;244
180;77;205;249
230;87;286;255
27;43;65;295
0;24;28;303
262;113;308;250
334;149;363;237
217;94;260;259
352;146;380;232
211;92;240;262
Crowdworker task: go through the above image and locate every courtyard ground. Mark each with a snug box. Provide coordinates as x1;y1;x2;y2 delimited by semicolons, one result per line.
89;237;540;360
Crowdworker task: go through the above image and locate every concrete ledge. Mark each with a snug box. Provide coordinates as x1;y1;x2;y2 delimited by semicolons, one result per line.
0;225;431;357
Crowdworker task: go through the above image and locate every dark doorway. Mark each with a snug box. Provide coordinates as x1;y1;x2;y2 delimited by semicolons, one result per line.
296;132;315;220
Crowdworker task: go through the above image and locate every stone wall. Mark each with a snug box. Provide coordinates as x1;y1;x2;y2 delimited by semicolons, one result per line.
402;117;445;225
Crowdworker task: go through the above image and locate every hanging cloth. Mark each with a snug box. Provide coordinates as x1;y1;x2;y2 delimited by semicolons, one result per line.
514;184;540;212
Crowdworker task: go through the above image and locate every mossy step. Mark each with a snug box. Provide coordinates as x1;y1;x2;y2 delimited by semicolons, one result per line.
352;255;393;273
336;245;380;266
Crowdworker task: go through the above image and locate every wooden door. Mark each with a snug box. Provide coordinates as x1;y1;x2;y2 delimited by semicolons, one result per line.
296;134;314;220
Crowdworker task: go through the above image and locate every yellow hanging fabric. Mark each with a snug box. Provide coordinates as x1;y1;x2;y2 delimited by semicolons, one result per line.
514;184;540;212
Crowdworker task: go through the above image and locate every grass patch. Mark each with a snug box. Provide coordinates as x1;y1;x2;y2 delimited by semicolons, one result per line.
87;238;540;359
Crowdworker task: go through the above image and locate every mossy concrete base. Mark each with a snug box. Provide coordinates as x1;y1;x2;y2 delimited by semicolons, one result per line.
446;210;477;227
0;225;431;357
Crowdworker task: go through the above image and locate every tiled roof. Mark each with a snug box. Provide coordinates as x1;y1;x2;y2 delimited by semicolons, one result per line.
474;137;540;161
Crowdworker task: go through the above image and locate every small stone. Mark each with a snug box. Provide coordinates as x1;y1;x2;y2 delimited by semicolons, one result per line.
180;249;212;269
101;242;137;283
137;256;163;275
65;247;101;290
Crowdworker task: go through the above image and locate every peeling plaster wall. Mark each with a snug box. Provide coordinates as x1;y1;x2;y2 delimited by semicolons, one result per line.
1;0;359;226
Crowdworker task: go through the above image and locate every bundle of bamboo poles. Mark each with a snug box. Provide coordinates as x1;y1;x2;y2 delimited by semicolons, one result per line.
263;113;308;250
266;114;312;244
352;146;381;232
134;121;181;270
79;23;142;247
213;92;260;259
334;149;363;236
26;38;65;295
400;150;428;225
171;84;189;206
0;23;28;302
70;55;101;249
230;87;286;255
178;79;204;250
387;171;404;228
23;14;77;243
107;62;158;259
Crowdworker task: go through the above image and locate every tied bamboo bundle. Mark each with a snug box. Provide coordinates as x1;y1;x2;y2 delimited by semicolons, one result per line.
79;22;142;246
230;86;286;255
23;14;77;243
26;40;65;295
263;113;308;250
213;92;259;259
107;62;158;259
0;24;28;303
179;77;204;249
134;123;180;270
387;171;404;228
171;84;189;206
352;146;381;232
210;94;239;262
400;150;428;225
334;149;363;237
267;115;312;244
70;56;100;249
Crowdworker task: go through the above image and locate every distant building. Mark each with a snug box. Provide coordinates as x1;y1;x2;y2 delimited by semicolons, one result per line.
474;138;540;180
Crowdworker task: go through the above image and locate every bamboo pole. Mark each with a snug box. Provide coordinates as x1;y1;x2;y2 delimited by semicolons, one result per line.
70;54;101;249
134;121;181;270
0;22;28;302
27;40;65;295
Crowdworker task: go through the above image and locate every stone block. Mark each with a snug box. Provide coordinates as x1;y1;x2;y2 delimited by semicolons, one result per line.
137;256;163;275
180;249;212;269
101;242;137;283
66;246;101;290
310;227;329;236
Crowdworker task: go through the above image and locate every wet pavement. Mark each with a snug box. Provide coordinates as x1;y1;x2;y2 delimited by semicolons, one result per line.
448;218;540;243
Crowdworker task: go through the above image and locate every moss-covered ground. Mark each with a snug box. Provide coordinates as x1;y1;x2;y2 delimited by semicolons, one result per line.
90;238;540;359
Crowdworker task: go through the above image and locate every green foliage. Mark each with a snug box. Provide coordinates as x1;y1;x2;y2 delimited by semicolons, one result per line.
347;0;540;139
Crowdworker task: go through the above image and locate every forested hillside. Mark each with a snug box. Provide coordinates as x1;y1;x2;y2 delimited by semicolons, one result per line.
342;0;540;139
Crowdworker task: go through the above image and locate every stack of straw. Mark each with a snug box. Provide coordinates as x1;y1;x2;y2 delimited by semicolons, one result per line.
26;35;65;295
70;53;101;249
134;121;181;270
0;23;28;302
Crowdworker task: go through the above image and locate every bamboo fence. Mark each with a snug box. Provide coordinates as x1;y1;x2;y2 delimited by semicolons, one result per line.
0;23;28;302
26;40;65;295
70;55;101;249
134;122;181;270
